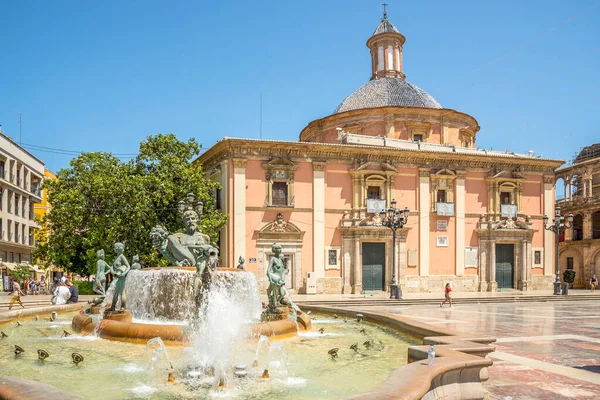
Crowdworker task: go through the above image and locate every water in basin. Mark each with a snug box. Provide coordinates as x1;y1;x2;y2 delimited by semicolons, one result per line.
0;311;418;399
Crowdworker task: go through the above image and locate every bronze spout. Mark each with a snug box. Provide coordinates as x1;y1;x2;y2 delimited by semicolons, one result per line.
1;331;7;339
350;342;359;352
319;327;325;334
168;372;175;383
261;369;269;379
16;321;22;327
62;330;71;338
328;348;339;358
37;349;49;361
72;352;84;365
14;345;25;356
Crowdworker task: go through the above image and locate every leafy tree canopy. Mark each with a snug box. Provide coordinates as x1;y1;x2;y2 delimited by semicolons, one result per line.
11;264;31;283
35;134;226;276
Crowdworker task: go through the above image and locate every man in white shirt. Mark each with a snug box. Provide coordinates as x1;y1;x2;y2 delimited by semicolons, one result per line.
53;282;70;305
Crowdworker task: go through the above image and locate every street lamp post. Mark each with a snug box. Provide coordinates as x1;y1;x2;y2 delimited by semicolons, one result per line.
380;199;409;300
543;205;573;295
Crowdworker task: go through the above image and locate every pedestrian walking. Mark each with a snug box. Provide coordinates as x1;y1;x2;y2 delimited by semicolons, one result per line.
8;277;26;310
440;282;452;307
590;274;597;292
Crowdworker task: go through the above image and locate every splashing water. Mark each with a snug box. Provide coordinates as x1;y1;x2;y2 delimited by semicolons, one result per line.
93;283;117;336
125;269;195;321
144;337;173;386
188;270;262;387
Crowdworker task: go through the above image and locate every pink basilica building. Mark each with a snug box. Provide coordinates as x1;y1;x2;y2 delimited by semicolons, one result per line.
195;14;564;294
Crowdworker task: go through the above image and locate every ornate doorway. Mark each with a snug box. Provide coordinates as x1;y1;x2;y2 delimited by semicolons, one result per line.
495;244;514;289
362;243;385;291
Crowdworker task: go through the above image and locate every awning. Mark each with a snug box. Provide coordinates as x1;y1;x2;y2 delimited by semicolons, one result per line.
0;262;17;271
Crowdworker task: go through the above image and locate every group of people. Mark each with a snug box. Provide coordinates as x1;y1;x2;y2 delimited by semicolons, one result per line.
51;276;79;305
6;275;79;310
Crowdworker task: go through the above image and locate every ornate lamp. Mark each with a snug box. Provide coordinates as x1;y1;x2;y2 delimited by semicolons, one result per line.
379;199;409;299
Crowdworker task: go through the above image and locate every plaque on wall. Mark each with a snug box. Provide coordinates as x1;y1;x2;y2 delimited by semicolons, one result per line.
437;220;448;231
366;199;386;213
408;249;417;266
465;247;478;267
436;202;455;216
436;236;449;247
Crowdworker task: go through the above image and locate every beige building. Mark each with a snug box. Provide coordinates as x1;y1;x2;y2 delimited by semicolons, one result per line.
556;143;600;288
0;130;44;289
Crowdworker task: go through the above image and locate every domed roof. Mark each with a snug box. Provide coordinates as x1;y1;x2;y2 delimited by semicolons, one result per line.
333;77;442;114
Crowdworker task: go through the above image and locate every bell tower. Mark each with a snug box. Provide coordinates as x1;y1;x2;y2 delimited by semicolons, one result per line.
367;5;406;80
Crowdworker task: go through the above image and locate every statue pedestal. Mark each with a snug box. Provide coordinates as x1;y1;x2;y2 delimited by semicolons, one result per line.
102;310;132;323
260;307;291;322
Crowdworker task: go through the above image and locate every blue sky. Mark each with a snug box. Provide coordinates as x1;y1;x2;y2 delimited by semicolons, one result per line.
0;0;598;173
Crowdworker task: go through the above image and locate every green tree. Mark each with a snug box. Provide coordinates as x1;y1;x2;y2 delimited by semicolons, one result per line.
35;134;226;276
11;264;31;283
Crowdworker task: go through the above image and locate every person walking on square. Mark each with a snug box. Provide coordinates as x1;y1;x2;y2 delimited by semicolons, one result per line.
440;282;452;307
8;277;25;310
590;274;597;292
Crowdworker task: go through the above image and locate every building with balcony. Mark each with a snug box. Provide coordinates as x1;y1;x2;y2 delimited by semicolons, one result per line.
555;143;600;288
195;12;563;294
0;130;45;289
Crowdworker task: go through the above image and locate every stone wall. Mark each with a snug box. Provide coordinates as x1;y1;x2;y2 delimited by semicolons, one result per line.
401;275;480;293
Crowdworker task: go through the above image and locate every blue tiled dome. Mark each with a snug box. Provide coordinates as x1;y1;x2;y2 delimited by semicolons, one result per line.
334;77;442;114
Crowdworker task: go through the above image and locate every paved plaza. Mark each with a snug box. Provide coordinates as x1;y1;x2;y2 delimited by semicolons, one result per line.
299;297;600;399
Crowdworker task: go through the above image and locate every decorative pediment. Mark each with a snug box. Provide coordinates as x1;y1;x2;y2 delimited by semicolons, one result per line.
434;168;456;177
256;213;304;242
262;157;298;181
489;169;526;181
351;161;398;173
262;157;297;168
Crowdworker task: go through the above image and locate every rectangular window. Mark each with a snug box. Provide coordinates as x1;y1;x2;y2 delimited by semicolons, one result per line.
437;189;447;203
413;134;423;142
272;182;288;206
367;186;380;199
500;192;511;205
566;257;574;270
328;250;337;266
534;250;541;265
387;45;394;69
215;188;221;211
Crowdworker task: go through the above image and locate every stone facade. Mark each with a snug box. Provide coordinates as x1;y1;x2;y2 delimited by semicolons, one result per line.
555;143;600;288
0;131;45;288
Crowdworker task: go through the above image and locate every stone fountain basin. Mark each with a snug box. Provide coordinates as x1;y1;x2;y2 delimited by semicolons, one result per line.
72;308;311;345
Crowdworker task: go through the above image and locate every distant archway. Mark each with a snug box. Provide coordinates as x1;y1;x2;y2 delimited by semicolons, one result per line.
593;211;600;240
572;214;584;241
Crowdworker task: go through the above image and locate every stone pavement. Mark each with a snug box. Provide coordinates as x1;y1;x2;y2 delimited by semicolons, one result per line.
297;295;600;399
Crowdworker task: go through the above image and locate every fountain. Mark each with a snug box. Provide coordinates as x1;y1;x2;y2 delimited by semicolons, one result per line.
72;193;311;345
0;192;493;399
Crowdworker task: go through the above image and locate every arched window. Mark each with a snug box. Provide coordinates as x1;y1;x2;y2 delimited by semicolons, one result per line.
572;214;584;241
593;211;600;240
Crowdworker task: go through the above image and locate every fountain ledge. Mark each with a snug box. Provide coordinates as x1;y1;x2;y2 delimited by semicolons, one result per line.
301;305;495;400
72;308;311;344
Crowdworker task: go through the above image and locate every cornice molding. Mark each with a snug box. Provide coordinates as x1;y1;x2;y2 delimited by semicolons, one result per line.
195;139;564;176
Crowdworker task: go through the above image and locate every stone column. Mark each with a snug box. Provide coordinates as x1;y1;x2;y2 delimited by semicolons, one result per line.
219;161;229;268
489;242;497;292
419;169;430;276
455;171;466;276
352;236;362;294
232;158;247;267
583;211;593;240
543;176;555;276
313;162;326;283
342;236;352;294
478;241;487;292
